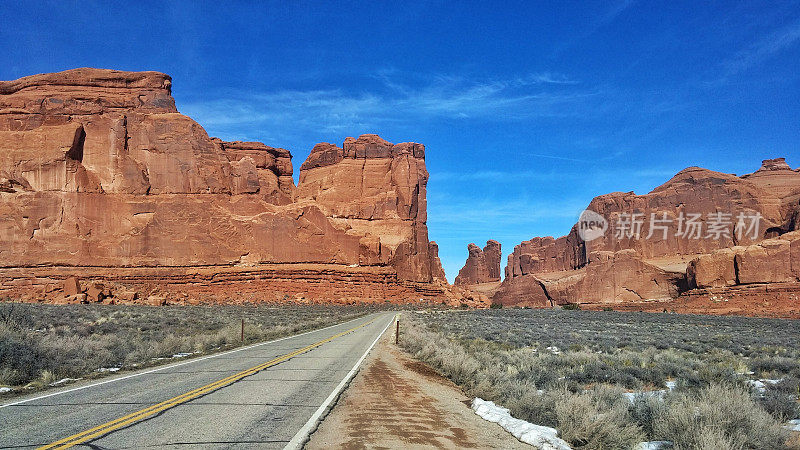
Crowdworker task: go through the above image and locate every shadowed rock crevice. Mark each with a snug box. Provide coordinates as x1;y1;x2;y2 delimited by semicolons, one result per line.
66;125;85;162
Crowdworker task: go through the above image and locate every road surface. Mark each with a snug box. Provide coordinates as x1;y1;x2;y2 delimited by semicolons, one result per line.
0;312;395;449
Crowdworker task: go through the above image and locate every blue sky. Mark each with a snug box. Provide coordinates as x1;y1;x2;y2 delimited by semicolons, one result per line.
2;1;799;281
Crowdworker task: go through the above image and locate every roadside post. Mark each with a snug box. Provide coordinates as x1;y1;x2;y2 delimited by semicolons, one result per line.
395;314;399;344
241;318;245;342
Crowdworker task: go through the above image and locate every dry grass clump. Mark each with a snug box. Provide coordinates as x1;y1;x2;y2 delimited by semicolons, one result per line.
0;302;375;391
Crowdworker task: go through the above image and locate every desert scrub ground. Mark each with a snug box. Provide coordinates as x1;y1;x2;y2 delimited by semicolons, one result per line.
401;309;800;450
0;301;379;395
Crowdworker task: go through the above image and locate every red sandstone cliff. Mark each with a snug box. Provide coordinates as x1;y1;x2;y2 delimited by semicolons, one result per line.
0;68;473;306
494;158;800;317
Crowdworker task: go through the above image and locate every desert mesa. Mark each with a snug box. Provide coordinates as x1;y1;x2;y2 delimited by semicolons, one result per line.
1;68;799;317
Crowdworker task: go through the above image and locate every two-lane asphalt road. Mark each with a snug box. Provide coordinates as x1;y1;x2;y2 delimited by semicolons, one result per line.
0;312;396;449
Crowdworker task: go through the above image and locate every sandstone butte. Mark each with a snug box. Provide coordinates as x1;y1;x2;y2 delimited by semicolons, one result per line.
0;68;488;307
453;240;502;300
486;157;800;318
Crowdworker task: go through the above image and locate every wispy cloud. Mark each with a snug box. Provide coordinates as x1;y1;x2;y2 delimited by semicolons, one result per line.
179;71;593;144
724;18;800;75
434;170;567;182
551;0;636;55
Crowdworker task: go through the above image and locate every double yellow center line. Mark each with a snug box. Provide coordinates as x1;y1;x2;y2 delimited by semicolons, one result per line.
39;317;377;449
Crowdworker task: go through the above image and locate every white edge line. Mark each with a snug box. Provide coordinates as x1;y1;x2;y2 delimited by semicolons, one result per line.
0;314;372;409
284;312;397;450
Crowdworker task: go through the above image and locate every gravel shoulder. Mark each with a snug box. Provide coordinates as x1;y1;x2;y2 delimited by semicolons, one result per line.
306;320;528;449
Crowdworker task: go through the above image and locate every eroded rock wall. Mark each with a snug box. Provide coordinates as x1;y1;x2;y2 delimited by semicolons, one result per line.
495;159;800;313
0;68;459;306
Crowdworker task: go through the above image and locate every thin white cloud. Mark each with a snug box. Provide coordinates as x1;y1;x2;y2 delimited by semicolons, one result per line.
179;72;593;143
724;19;800;75
551;0;636;55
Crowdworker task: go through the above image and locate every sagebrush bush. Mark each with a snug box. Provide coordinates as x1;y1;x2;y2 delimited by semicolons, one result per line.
553;385;644;449
653;383;789;450
628;393;665;437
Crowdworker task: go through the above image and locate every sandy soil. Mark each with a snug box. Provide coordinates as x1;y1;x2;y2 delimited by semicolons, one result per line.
306;322;528;449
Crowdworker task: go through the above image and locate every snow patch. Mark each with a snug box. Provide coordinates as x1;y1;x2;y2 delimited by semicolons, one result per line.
0;387;11;394
546;346;561;355
623;390;667;404
471;398;572;450
634;441;672;450
95;367;120;373
171;353;191;358
748;378;781;393
622;381;677;403
49;378;80;386
786;419;800;432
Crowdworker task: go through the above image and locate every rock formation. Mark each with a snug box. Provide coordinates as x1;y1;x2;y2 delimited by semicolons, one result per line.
454;240;501;285
495;158;800;316
0;68;478;306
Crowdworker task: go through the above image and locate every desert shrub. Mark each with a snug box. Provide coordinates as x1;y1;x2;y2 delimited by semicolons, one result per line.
562;303;581;310
554;385;644;449
693;427;742;450
489;302;503;309
628;393;666;438
501;383;560;428
771;376;800;395
759;377;800;422
760;389;799;422
653;383;789;450
0;324;43;385
750;356;800;377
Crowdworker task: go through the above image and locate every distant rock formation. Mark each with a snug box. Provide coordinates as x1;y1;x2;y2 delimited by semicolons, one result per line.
0;68;482;306
454;240;501;285
494;158;800;317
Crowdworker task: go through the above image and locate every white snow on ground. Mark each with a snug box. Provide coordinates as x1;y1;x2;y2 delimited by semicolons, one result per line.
786;419;800;432
95;367;120;373
621;380;678;403
49;378;80;387
634;441;671;450
622;390;666;403
747;378;781;393
546;346;561;355
472;398;572;450
171;353;192;358
0;387;11;394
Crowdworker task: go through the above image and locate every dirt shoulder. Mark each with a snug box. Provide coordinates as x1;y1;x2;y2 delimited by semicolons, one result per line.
306;320;528;449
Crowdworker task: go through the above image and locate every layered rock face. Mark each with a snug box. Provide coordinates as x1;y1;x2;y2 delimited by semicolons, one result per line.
454;240;501;285
495;159;800;315
0;68;461;306
297;134;441;282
